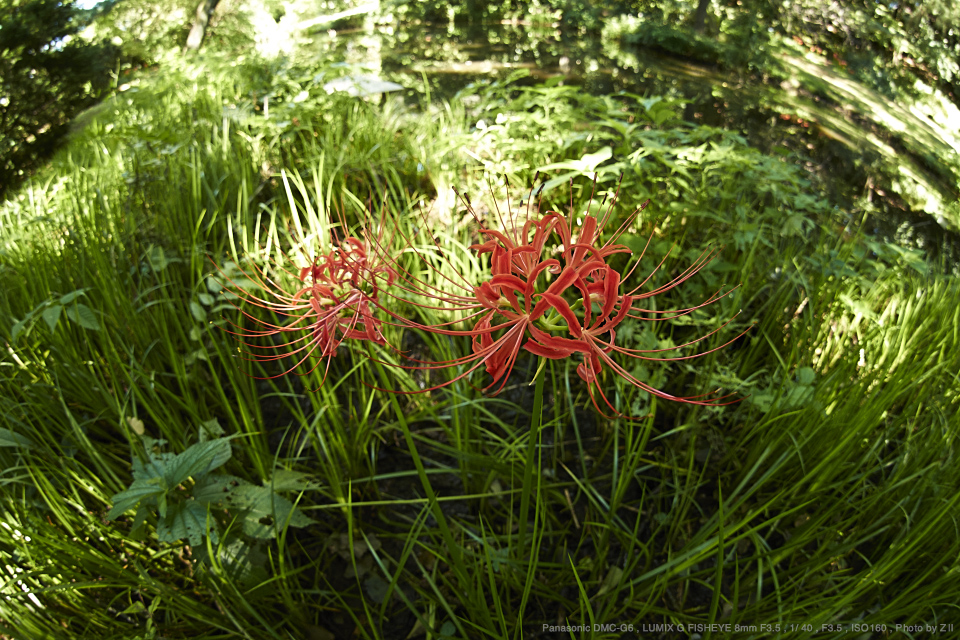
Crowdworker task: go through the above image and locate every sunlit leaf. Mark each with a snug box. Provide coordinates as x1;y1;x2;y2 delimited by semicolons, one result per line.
65;303;100;330
42;304;62;333
0;428;33;449
158;501;215;547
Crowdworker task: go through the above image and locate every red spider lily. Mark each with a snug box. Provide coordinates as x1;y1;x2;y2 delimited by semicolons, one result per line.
215;235;395;384
366;177;750;415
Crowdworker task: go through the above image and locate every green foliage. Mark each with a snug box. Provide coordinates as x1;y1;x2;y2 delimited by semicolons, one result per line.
9;288;100;343
0;0;117;196
108;425;312;547
1;39;959;640
88;0;261;64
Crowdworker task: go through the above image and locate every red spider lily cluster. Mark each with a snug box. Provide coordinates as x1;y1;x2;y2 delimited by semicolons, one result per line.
219;178;747;416
216;235;394;383
364;180;747;416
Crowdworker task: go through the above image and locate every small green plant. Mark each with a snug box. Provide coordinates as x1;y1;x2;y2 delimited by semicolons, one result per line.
10;288;100;343
107;421;312;547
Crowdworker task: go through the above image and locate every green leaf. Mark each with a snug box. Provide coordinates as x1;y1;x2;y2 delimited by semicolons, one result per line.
158;501;216;547
199;418;224;442
797;367;816;386
133;450;176;481
131;503;150;536
65;303;100;331
11;316;31;343
0;428;33;449
198;293;215;306
268;469;321;492
190;301;206;322
147;246;168;272
164;438;233;487
58;289;87;305
42;304;62;333
225;485;312;538
364;575;390;604
119;601;146;615
107;479;164;520
206;275;224;293
193;474;245;505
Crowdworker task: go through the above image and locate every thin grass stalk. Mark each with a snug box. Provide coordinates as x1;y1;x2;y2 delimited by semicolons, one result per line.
363;343;474;612
516;356;546;561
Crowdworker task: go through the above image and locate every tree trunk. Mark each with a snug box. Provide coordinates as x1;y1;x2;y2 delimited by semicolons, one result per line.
692;0;711;32
184;0;221;51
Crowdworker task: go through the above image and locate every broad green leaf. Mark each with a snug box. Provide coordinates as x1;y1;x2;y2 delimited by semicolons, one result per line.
194;474;245;505
538;145;613;173
58;289;87;305
42;304;62;332
268;469;321;492
158;501;215;547
131;503;150;535
797;367;816;385
198;293;215;306
107;479;164;520
364;575;390;604
132;451;176;481
164;438;232;486
206;275;224;293
225;485;312;538
197;535;269;588
65;303;100;330
0;428;33;448
190;301;206;322
199;418;224;442
147;246;168;272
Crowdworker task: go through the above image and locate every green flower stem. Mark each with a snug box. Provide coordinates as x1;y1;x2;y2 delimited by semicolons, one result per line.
517;356;546;560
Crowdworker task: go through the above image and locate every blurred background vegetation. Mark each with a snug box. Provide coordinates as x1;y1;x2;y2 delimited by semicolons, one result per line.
1;0;959;638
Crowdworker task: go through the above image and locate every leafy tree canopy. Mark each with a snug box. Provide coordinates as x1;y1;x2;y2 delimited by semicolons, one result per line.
0;0;117;196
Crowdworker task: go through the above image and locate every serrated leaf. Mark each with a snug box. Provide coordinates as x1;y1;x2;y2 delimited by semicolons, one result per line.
164;438;233;486
194;474;246;505
107;479;163;520
268;469;321;492
65;303;100;331
131;503;149;535
190;301;207;322
58;289;87;305
199;418;224;442
226;485;312;538
157;500;216;547
205;535;269;588
42;304;62;333
0;428;33;448
132;450;176;481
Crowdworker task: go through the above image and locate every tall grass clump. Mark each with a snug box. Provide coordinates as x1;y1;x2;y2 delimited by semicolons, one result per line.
1;56;958;639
